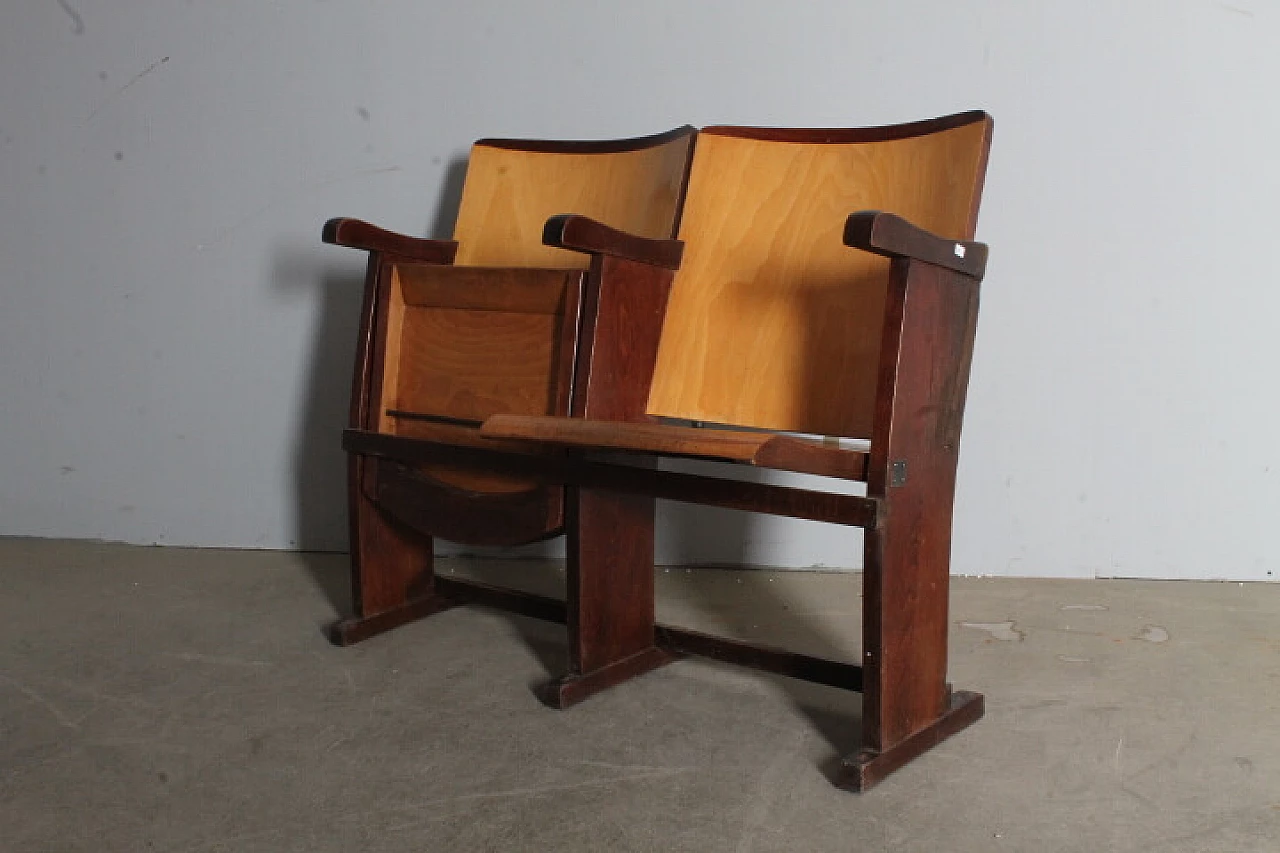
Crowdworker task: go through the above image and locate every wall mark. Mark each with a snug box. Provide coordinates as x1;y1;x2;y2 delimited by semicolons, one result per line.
88;56;170;121
1213;2;1255;16
56;0;85;34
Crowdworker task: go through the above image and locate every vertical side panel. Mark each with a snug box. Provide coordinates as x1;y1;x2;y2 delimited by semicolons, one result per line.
863;259;980;749
347;256;435;619
561;254;675;693
566;487;656;674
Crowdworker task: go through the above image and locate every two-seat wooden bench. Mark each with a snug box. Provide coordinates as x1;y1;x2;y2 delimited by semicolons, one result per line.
328;111;994;790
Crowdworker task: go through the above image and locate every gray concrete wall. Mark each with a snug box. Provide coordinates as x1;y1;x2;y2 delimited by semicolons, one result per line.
2;1;1277;579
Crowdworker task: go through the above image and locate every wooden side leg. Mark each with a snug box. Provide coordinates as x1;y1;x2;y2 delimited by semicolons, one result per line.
330;456;457;645
835;494;983;791
543;485;674;708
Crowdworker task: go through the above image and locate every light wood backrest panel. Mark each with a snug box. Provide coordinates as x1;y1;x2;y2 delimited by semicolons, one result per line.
451;129;694;269
647;114;992;439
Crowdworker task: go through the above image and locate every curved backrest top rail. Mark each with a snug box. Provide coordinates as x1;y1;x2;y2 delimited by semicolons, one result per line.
451;127;696;268
647;111;993;439
474;125;697;154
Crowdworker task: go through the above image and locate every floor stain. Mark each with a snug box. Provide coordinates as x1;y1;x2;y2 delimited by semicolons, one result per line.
1135;625;1170;643
960;620;1024;641
1057;655;1091;663
1060;604;1108;611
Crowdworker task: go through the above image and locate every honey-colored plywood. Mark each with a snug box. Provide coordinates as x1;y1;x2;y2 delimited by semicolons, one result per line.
647;120;991;439
380;264;577;494
451;137;690;269
392;307;562;424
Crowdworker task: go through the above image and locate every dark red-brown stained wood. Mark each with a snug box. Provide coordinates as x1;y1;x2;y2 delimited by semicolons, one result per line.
543;214;685;270
323;218;459;263
702;111;990;145
370;457;562;547
838;690;984;791
844;211;988;279
860;255;983;753
339;252;453;640
547;484;672;708
542;249;680;704
569;253;676;422
476;125;696;154
344;428;882;529
347;457;437;615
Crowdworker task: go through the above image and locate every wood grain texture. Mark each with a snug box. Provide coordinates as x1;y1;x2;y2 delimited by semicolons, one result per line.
331;128;695;642
345;255;438;622
862;257;981;750
373;262;407;434
372;457;562;546
647;113;993;439
565;484;659;678
546;647;675;709
344;428;881;528
387;264;579;425
844;211;987;279
322;218;458;263
395;264;580;313
481;414;869;480
381;264;584;493
543;214;684;269
451;129;694;268
838;690;984;791
395;307;562;422
571;254;674;422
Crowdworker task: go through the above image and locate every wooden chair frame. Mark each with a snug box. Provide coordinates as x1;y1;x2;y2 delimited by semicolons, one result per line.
323;127;695;644
337;113;993;791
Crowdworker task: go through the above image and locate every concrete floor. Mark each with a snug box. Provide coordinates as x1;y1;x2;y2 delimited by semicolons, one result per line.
2;539;1278;852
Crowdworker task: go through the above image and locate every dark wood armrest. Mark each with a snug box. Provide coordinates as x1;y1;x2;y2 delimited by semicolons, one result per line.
322;218;458;264
843;211;987;279
543;214;684;269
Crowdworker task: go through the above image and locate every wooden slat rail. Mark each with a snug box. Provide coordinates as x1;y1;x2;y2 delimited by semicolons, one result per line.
481;414;870;481
343;429;880;529
423;576;866;693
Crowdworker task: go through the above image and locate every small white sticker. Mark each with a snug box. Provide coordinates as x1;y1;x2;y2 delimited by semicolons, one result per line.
954;243;966;258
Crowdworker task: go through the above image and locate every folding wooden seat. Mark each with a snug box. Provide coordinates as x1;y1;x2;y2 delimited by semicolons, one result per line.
471;111;997;789
322;127;695;644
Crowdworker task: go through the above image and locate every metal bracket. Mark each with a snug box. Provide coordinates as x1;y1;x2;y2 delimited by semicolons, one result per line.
890;459;908;488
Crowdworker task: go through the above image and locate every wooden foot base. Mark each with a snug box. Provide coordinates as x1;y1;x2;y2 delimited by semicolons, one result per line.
329;594;458;646
837;690;984;792
541;646;676;709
